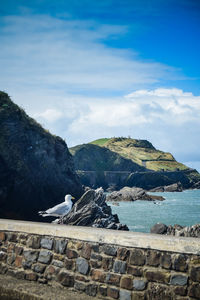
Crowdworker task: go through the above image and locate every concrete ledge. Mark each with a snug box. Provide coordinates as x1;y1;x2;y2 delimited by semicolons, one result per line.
0;218;200;255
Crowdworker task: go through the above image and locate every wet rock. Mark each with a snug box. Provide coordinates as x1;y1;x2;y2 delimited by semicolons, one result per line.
61;188;129;230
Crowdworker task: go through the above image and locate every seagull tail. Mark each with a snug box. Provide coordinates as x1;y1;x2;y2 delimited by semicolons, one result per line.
38;211;47;216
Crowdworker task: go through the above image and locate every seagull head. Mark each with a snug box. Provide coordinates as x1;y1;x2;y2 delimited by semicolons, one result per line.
65;194;75;204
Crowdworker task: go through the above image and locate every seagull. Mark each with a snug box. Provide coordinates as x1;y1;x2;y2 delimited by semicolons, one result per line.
38;195;75;219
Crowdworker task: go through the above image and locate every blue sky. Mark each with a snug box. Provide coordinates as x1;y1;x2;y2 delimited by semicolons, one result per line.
0;0;200;170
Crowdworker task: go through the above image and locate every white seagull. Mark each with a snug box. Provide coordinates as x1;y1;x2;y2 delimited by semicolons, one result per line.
38;194;75;218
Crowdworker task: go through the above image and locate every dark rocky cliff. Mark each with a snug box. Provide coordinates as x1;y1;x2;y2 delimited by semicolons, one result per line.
0;92;83;221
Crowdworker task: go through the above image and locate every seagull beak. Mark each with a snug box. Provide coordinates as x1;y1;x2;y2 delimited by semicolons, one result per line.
71;197;75;199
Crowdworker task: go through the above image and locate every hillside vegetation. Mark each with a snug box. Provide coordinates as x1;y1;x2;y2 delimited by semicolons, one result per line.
70;137;200;190
91;137;188;171
70;143;146;172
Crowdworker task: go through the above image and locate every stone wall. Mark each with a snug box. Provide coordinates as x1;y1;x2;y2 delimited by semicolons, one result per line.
0;219;200;299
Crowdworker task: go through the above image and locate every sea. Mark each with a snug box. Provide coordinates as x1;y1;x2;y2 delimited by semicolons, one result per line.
108;189;200;233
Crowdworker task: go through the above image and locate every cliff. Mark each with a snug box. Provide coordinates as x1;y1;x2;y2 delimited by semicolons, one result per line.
0;91;83;221
70;137;200;190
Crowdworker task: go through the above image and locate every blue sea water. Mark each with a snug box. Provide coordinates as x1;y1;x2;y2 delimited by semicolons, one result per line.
108;189;200;233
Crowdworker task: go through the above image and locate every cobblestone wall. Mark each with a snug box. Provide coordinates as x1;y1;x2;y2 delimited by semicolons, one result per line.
0;229;200;299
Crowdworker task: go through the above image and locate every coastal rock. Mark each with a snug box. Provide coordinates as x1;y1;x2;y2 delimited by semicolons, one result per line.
0;92;83;221
150;223;168;234
193;181;200;189
167;224;200;238
151;223;200;238
164;182;183;192
150;182;183;192
106;187;164;202
60;188;129;231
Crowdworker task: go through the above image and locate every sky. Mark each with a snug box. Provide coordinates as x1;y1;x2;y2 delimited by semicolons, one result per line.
0;0;200;171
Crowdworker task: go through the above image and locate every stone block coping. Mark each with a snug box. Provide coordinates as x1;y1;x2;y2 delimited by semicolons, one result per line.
0;219;200;255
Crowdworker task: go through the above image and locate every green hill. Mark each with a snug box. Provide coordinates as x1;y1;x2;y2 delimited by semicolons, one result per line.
70;137;200;190
70;143;146;172
90;137;188;172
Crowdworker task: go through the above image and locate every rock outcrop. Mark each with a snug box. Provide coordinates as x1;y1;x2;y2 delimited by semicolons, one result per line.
150;182;183;192
60;188;129;230
106;187;165;202
150;223;168;234
0;91;83;221
151;223;200;238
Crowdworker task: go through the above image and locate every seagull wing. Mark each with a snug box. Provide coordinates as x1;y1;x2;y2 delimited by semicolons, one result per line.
45;201;71;215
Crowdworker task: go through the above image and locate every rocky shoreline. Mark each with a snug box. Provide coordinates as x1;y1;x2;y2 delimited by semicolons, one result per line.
151;223;200;238
57;188;129;231
149;182;183;192
106;186;165;202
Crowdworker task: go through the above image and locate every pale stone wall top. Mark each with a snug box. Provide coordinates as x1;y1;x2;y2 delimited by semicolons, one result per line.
0;218;200;255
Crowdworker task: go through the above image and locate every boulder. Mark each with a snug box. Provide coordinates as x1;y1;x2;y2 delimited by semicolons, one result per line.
164;182;183;192
150;223;168;234
61;188;129;231
150;182;183;193
106;187;164;202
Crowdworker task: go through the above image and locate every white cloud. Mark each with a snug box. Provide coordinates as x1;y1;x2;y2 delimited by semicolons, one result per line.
68;88;200;134
34;109;63;122
57;88;200;169
0;14;185;95
1;13;199;170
